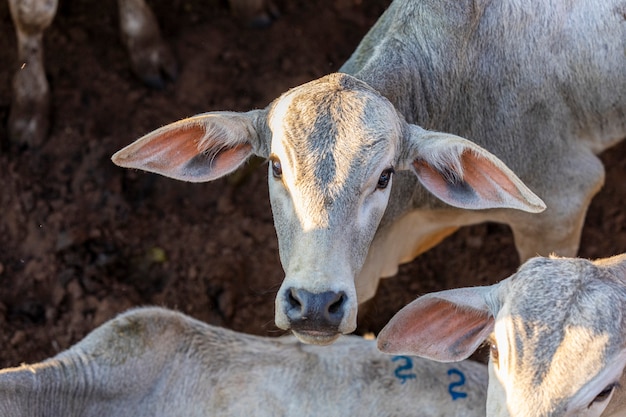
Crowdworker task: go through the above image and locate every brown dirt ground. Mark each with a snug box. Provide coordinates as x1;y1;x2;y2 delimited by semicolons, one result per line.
1;0;626;369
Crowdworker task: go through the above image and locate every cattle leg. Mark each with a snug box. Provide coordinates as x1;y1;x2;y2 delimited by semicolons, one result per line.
509;152;606;262
8;0;57;147
117;0;177;88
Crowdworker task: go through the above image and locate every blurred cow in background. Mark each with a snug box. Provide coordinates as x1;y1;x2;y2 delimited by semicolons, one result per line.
7;0;277;147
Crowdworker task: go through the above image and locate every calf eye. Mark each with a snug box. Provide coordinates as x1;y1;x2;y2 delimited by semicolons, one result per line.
490;343;499;367
589;383;617;408
377;168;394;190
271;158;282;179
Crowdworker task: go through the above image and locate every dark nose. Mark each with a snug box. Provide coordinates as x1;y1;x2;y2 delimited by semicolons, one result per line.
284;288;347;331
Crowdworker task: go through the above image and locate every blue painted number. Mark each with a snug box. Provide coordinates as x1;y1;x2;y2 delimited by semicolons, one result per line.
391;357;468;401
447;368;468;400
392;356;417;384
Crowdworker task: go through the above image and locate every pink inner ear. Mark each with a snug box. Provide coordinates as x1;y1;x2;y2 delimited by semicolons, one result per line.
378;297;492;361
136;125;206;171
459;151;522;203
412;159;453;197
208;143;254;175
413;149;542;211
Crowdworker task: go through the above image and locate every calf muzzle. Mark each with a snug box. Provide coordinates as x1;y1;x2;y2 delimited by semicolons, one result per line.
283;288;347;343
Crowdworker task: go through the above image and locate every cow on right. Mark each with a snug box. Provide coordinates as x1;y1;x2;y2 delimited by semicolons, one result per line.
378;253;626;417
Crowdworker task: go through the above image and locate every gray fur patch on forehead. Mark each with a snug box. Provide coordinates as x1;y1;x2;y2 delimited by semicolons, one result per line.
280;73;399;146
271;73;401;201
505;257;626;386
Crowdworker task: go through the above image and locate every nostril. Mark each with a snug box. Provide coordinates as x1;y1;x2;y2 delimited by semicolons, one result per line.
328;293;345;315
287;288;303;309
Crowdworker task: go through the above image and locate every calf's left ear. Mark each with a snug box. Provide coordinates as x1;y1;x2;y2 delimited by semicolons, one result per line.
403;125;546;213
377;286;495;362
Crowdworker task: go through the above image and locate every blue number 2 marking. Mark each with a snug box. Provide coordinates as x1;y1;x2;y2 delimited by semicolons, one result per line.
447;368;468;400
391;357;468;400
392;356;417;384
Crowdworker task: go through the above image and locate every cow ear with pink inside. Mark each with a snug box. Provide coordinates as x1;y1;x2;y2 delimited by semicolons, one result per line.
111;110;268;182
402;125;546;214
377;285;495;362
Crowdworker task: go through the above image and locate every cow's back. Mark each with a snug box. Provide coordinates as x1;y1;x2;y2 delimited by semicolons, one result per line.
342;0;626;158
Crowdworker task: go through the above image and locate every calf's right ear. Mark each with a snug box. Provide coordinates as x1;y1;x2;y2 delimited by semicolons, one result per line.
377;286;495;362
111;110;268;182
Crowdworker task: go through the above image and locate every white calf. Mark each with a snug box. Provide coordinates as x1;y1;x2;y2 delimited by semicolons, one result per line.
378;254;626;417
0;307;487;417
112;0;625;344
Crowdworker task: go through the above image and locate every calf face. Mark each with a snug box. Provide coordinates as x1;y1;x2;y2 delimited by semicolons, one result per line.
112;73;544;344
378;254;626;417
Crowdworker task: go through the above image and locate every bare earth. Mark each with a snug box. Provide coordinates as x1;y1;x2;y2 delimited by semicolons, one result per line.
1;0;625;368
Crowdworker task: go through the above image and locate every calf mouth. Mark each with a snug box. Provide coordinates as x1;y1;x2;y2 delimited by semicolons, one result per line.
291;329;341;345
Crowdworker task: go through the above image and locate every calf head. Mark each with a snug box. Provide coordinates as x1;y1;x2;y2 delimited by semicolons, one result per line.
378;254;626;417
112;72;544;344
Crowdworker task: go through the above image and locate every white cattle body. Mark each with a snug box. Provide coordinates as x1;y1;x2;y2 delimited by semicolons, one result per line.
378;253;626;417
112;0;626;344
0;307;487;417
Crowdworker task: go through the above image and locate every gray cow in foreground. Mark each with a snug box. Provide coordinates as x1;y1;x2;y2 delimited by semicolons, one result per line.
0;307;487;417
113;0;626;345
378;253;626;417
